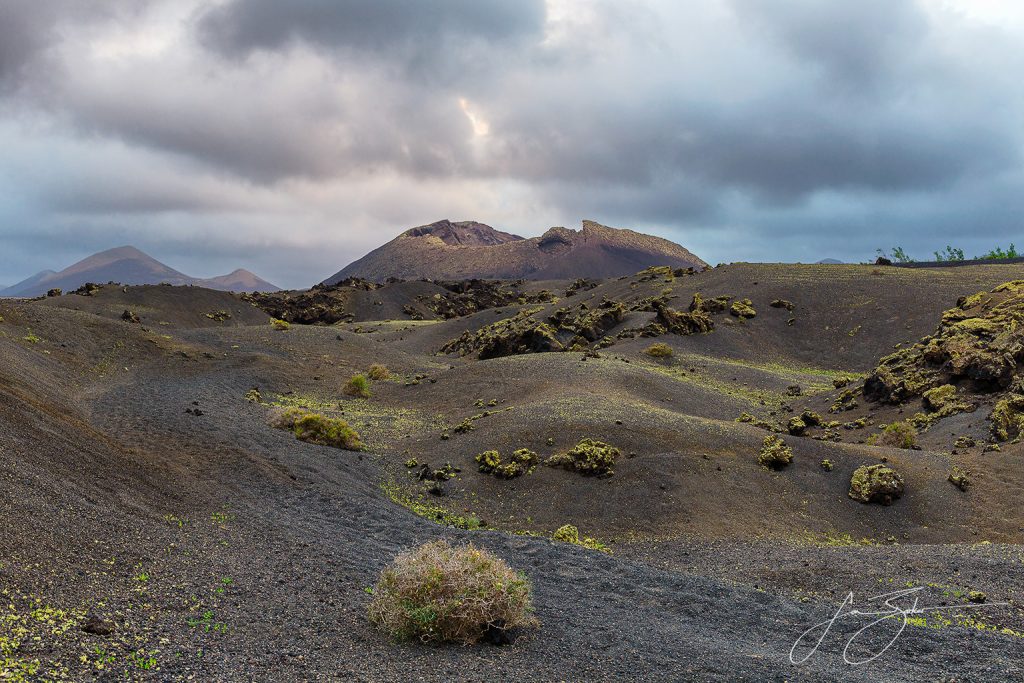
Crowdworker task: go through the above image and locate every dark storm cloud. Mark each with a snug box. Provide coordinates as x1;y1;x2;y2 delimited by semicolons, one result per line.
197;0;546;80
731;0;929;90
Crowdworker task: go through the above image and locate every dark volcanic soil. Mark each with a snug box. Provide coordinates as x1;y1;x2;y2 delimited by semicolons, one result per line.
2;263;1023;681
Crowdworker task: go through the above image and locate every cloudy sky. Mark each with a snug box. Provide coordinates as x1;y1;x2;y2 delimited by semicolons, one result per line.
1;0;1022;288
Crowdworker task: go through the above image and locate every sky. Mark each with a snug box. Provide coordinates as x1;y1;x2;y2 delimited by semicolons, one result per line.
0;0;1022;288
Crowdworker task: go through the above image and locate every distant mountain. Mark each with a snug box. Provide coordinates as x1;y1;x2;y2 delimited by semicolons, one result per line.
1;246;279;297
326;219;708;283
817;258;844;264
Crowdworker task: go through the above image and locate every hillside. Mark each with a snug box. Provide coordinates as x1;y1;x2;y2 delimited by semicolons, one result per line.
326;219;708;283
1;246;279;297
2;262;1023;680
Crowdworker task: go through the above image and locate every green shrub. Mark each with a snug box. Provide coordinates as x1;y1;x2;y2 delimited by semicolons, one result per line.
368;364;390;380
758;435;793;469
268;407;362;450
367;540;538;644
868;420;917;449
545;438;620;476
344;374;371;398
270;318;290;331
934;246;965;262
644;342;673;358
978;244;1018;260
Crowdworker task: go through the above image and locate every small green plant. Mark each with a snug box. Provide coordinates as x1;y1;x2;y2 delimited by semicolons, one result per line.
367;540;538;644
162;513;188;527
820;459;834;471
126;650;158;671
344;374;371;398
210;510;236;525
644;342;674;358
22;330;41;343
270;318;290;331
367;364;390;380
758;435;793;469
552;524;610;552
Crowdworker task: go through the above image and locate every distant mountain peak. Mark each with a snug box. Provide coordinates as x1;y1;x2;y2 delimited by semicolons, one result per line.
1;246;278;297
400;219;524;247
326;219;707;283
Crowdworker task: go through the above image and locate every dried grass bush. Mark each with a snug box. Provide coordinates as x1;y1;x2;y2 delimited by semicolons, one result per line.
367;540;538;644
367;364;390;380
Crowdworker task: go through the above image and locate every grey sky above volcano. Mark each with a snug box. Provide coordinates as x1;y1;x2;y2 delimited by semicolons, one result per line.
1;0;1022;288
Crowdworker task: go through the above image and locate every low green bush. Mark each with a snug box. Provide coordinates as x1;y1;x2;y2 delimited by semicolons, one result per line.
344;374;371;398
268;406;362;450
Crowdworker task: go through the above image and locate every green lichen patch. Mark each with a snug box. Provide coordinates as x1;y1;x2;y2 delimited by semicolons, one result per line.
729;299;757;319
864;281;1024;438
545;438;620;477
849;464;905;505
948;466;971;491
757;435;793;469
380;481;483;530
644;342;674;358
990;394;1024;442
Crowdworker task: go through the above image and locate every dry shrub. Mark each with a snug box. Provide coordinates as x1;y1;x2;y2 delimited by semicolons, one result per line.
267;406;305;430
367;540;538;644
367;364;390;380
868;420;917;449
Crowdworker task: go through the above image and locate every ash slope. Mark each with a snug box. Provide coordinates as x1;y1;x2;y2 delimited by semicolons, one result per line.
2;245;279;297
327;219;708;283
1;263;1023;681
